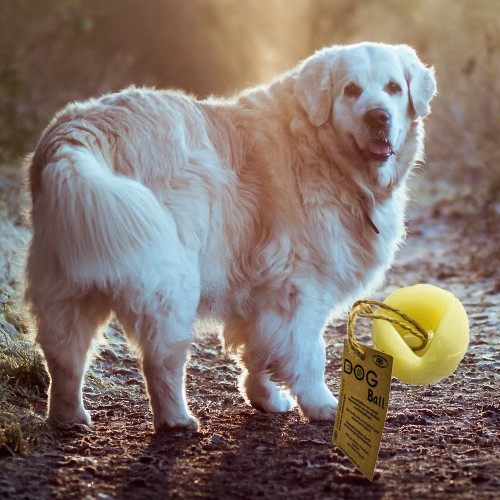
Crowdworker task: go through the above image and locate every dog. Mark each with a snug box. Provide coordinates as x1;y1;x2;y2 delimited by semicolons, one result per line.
25;42;436;431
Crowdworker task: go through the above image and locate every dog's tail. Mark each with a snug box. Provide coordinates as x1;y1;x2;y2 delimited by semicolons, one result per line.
28;144;174;289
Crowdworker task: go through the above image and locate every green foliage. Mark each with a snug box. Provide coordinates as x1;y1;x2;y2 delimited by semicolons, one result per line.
0;289;48;455
0;411;25;454
0;286;48;396
0;0;99;160
0;404;47;456
0;335;49;397
0;60;37;161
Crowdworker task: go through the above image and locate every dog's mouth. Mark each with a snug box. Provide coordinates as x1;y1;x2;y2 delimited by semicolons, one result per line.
364;137;395;161
354;133;395;163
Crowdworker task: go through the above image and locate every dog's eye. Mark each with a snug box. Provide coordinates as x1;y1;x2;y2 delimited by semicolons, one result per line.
385;81;402;95
344;83;362;99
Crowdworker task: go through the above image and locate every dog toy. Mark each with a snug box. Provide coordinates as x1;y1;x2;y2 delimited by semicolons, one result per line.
371;284;469;385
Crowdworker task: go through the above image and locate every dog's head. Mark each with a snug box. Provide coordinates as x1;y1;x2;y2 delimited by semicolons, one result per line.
295;42;436;185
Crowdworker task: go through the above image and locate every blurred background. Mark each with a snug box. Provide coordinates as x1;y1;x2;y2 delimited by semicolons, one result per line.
0;0;499;199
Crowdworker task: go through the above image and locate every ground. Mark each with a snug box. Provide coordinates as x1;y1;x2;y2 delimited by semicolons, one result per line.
0;175;499;499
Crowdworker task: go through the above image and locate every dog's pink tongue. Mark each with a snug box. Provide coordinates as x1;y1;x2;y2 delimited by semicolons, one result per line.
369;140;392;156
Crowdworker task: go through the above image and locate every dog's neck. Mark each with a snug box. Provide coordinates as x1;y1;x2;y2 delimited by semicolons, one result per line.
362;206;380;235
316;124;396;204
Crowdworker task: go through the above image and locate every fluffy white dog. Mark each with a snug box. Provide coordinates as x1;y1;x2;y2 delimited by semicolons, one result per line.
25;42;436;431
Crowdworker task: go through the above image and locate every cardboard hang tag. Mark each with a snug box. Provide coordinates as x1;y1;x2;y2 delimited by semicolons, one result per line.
333;339;393;481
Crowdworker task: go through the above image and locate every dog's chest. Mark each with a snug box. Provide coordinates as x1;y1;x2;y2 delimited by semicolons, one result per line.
303;196;405;289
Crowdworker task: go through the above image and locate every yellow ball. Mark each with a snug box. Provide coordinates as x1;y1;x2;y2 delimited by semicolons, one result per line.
372;284;469;385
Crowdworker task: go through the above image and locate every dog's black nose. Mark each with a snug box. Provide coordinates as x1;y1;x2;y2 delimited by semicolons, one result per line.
364;108;391;128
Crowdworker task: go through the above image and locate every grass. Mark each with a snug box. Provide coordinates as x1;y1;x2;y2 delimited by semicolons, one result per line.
0;163;49;455
0;334;48;455
0;328;48;397
0;289;49;455
0;415;24;454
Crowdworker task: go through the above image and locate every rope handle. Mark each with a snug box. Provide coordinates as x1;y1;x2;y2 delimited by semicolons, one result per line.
348;299;430;360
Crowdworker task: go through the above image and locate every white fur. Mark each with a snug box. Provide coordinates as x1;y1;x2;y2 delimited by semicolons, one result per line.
24;42;436;431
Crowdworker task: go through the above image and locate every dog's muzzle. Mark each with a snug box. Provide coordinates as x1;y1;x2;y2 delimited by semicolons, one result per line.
361;108;395;161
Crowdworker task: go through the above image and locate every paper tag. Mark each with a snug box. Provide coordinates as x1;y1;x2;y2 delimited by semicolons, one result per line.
333;339;393;481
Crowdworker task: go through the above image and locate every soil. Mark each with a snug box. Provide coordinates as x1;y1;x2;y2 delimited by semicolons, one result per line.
0;193;499;499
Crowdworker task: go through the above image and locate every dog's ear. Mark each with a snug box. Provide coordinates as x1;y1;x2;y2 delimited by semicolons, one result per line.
295;51;334;126
397;45;437;118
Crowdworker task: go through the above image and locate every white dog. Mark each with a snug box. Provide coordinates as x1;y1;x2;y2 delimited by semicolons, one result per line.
25;42;436;431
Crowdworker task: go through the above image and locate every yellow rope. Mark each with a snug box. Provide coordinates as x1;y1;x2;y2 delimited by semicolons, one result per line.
348;300;429;360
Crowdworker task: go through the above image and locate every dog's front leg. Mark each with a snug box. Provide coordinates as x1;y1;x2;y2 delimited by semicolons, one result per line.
247;300;338;421
288;330;338;421
113;264;200;432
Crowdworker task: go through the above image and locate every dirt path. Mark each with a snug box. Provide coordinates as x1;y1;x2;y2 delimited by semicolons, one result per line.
1;195;499;499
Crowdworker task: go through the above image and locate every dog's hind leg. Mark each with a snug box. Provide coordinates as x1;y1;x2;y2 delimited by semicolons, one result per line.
114;262;200;432
141;337;198;431
34;292;111;426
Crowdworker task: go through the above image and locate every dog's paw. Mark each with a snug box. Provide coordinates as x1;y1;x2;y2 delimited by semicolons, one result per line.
297;385;338;421
250;388;295;413
154;415;199;432
300;401;338;422
242;372;295;413
48;405;91;427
